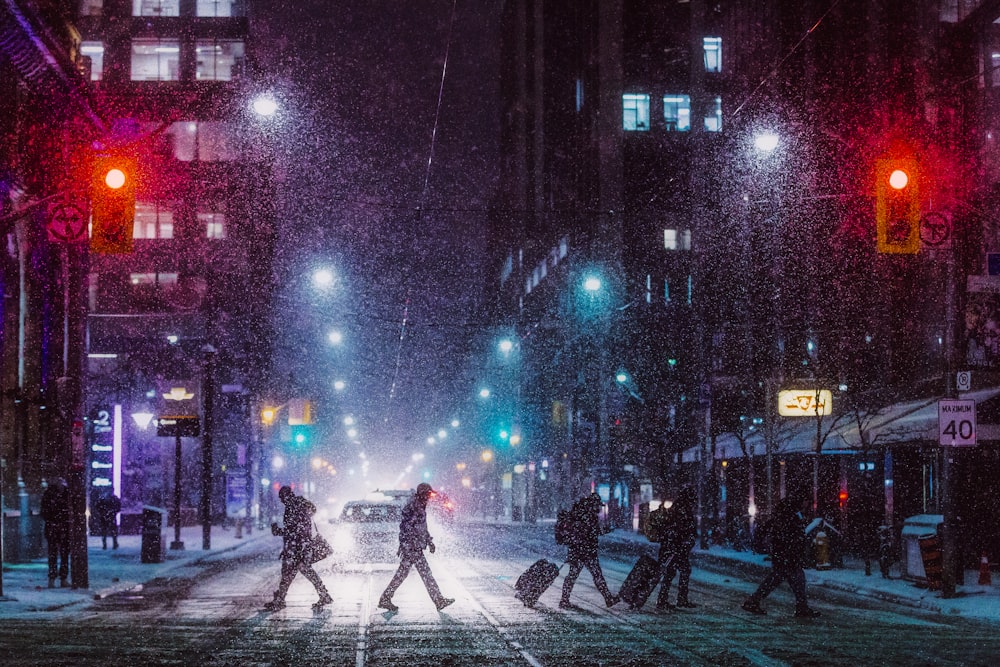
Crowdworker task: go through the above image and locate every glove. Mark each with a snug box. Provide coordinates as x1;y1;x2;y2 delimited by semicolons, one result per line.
428;541;436;554
270;523;281;536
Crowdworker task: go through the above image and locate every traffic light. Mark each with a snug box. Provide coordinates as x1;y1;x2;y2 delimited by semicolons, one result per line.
875;157;920;254
289;424;312;450
91;154;137;254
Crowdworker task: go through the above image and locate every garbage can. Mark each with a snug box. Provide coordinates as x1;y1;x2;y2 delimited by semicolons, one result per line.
900;514;943;583
141;506;166;563
918;533;943;590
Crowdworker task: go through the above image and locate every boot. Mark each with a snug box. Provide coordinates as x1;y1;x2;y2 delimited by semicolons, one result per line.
676;598;697;609
312;592;333;610
378;596;398;612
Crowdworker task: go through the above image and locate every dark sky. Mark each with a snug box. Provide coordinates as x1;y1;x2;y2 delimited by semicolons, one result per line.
254;1;501;479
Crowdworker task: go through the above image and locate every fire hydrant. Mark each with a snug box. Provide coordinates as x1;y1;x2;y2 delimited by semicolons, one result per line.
814;529;831;570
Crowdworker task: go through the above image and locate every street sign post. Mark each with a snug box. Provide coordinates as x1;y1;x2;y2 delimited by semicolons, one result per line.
938;399;976;446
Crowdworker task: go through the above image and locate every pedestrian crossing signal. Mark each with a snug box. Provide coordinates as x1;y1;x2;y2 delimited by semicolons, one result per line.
876;158;920;254
91;155;137;254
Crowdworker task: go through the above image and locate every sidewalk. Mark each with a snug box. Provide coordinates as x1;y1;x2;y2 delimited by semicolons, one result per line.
600;527;1000;622
0;524;269;615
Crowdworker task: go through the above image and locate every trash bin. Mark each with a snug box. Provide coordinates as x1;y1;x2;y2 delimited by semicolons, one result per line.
918;533;943;590
900;514;943;583
141;506;166;563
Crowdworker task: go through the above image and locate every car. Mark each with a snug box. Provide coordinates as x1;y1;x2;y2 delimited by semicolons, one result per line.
329;499;402;562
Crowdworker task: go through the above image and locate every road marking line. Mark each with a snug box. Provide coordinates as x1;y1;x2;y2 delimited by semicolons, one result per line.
356;564;373;667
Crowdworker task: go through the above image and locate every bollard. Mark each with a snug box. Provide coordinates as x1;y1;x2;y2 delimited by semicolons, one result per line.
814;530;831;570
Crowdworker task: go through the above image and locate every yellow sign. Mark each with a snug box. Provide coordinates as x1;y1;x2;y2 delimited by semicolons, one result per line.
778;389;832;416
163;387;195;401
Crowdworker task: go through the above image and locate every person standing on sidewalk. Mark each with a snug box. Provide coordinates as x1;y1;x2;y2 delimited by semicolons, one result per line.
41;478;71;588
655;487;698;611
94;491;121;550
742;491;820;618
379;483;454;612
560;493;620;609
265;486;332;611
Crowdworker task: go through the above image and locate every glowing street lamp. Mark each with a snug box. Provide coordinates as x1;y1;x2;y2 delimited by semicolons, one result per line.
251;95;279;117
313;268;335;289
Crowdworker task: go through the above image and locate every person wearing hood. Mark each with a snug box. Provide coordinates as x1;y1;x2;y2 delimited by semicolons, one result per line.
40;478;71;588
264;486;332;611
378;483;454;612
559;493;620;609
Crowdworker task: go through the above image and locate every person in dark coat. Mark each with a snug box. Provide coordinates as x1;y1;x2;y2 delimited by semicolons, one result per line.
379;483;454;612
265;486;332;611
560;493;619;609
94;492;121;549
41;478;71;588
742;491;820;618
655;487;698;610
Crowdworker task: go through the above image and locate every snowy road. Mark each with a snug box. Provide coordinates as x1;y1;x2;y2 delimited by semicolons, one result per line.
2;523;997;666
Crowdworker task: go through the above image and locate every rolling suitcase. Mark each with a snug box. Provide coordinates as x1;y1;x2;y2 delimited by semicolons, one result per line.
620;554;662;609
514;558;561;607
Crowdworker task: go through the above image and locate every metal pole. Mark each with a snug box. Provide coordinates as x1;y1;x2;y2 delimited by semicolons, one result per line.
170;434;184;550
940;237;959;597
201;346;216;550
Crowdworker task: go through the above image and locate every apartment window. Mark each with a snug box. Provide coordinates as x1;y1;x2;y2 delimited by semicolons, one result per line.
623;94;650;131
645;275;652;303
663;95;691;132
131;39;180;81
704;96;723;132
81;42;104;81
664;228;691;250
134;203;174;239
704;37;722;73
197;0;242;16
199;211;227;239
576;78;584;112
80;0;103;17
133;0;179;16
559;236;568;258
166;121;236;161
196;39;245;81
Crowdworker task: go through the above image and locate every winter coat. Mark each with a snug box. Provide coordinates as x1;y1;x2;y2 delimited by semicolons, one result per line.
41;485;70;527
565;501;601;561
661;502;697;555
398;496;433;556
768;498;809;566
276;495;316;559
95;494;121;523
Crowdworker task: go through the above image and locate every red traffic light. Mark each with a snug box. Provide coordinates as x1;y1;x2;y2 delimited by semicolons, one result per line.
888;169;909;190
104;168;127;189
875;157;920;254
91;154;137;254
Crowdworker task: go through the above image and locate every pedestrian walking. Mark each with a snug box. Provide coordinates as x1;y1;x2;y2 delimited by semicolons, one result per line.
41;478;71;588
264;486;332;611
742;491;820;618
94;491;121;549
378;483;454;612
559;493;620;609
654;487;698;611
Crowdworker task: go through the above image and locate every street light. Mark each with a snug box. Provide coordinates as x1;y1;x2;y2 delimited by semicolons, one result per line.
313;267;335;289
251;94;279;117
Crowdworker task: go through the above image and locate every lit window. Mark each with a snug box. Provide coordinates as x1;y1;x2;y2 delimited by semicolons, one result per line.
663;95;691;132
664;228;691;250
131;38;180;81
199;211;227;239
196;39;245;81
197;0;241;16
704;96;723;132
623;94;650;131
131;273;178;287
704;37;722;73
80;0;103;17
133;203;174;239
132;0;179;17
163;121;236;161
130;273;156;286
81;42;104;81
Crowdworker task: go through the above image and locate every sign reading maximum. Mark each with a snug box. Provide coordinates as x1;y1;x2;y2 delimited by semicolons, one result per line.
938;399;976;446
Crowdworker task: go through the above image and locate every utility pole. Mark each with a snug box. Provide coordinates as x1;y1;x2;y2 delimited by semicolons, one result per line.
201;345;217;550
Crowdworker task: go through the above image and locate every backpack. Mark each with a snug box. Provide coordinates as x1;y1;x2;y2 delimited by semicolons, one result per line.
555;508;575;545
645;506;671;543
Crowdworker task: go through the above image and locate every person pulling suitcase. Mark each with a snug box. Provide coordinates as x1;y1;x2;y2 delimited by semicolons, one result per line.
559;493;620;609
654;487;698;611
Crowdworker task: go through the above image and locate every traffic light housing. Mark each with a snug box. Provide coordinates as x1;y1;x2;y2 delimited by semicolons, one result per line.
91;154;137;254
875;157;920;254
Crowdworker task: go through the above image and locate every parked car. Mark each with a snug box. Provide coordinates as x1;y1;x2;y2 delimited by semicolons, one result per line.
329;499;402;562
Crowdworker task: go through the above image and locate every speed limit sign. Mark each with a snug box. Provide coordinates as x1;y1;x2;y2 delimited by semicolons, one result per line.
938;399;977;446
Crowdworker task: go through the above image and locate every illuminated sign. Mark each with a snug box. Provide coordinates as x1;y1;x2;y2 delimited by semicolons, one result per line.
777;389;833;416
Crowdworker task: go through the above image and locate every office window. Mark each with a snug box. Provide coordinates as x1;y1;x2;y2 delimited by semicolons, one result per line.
165;121;236;161
663;95;691;132
199;211;227;239
131;39;180;81
133;0;179;16
664;228;691;250
130;272;178;286
704;96;723;132
197;0;242;16
704;37;722;73
623;94;650;131
81;42;104;81
196;39;245;81
134;203;174;239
